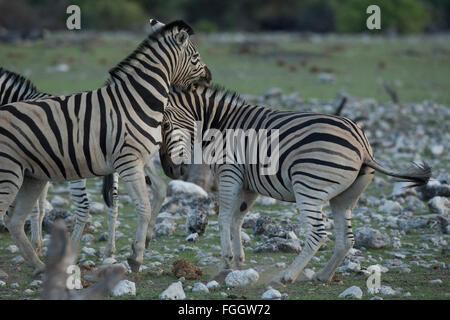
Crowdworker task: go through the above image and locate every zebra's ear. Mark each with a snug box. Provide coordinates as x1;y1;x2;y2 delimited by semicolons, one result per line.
148;18;165;33
175;30;189;47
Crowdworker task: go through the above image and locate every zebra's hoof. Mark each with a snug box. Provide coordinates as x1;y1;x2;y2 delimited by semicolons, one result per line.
32;265;45;278
127;257;141;273
213;269;232;282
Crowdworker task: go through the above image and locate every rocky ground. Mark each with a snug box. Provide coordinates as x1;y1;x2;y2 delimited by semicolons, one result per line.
0;90;449;300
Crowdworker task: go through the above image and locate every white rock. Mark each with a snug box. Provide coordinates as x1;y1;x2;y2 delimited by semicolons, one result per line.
0;281;6;287
6;245;19;254
206;280;219;290
90;202;105;214
300;268;315;281
160;281;186;300
51;195;69;208
155;219;176;237
378;200;402;214
430;145;444;156
261;288;282;299
256;196;277;206
429;279;442;284
428;196;450;215
111;280;136;297
24;289;34;295
339;286;363;299
192;282;209;293
186;233;199;242
241;231;251;244
318;72;335;83
379;285;396;295
81;247;96;256
102;257;117;265
29;280;42;288
168;180;208;198
225;269;259;287
12;255;25;264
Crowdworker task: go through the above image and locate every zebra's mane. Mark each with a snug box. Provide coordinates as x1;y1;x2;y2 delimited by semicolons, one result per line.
109;20;194;80
0;67;39;95
170;83;247;107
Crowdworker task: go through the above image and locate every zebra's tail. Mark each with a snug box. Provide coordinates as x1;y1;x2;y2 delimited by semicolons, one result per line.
364;158;431;187
102;174;115;208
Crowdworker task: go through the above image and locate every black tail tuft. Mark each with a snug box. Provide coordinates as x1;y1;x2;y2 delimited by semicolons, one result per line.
102;174;115;208
392;162;432;188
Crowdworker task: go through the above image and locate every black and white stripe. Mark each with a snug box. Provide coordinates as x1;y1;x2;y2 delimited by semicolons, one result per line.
159;85;431;283
0;20;211;274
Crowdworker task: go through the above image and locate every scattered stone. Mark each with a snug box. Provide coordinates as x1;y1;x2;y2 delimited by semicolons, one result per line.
111;280;136;297
254;237;302;253
242;212;260;229
12;255;25;264
256;196;277;206
51;195;69;208
241;231;251;245
24;289;34;295
0;269;8;281
354;227;390;249
206;280;219;290
192;282;209;293
225;269;259;287
379;285;397;296
378;200;402;214
429;279;442;284
5;245;19;254
300;268;315;281
186;233;199;242
168;180;208;198
428;197;450;215
339;286;363;299
185;208;208;235
261;288;282;299
102;257;117;265
160;282;186;300
90;202;105;214
0;281;5;287
155;219;176;237
29;280;42;288
420;180;450;199
81;247;96;257
81;234;94;243
318;72;335;83
172;258;203;280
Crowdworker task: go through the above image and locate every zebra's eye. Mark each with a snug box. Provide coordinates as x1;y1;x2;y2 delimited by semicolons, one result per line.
162;122;170;131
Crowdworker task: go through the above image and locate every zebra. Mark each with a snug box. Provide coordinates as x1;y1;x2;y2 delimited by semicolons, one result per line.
158;84;431;284
0;69;165;257
0;20;211;275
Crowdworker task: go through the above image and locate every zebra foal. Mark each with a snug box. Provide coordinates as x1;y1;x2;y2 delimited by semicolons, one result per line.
0;20;211;274
158;85;431;284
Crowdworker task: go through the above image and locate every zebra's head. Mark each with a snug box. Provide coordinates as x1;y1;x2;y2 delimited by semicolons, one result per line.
159;100;196;179
149;19;212;91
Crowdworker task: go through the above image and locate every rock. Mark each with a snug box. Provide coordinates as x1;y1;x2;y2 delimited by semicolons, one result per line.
24;289;34;295
241;231;251;245
430;145;444;156
420;180;450;199
379;285;396;296
102;257;117;265
81;247;96;257
160;282;186;300
186;233;199;242
339;286;363;299
5;245;19;254
90;202;105;215
192;282;209;293
0;281;5;287
354;227;390;249
29;280;42;288
428;197;450;215
254;237;302;253
225;269;259;287
378;200;402;215
242;212;260;229
185;208;208;235
256;196;277;206
261;288;282;299
252;217;293;238
206;280;219;290
43;209;77;233
172;258;203;280
392;182;417;198
404;195;425;211
12;255;25;264
429;279;442;284
263;87;283;99
155;219;176;237
300;268;315;281
318;72;335;83
51;195;69;208
253;216;277;235
81;234;94;243
111;280;136;297
168;180;208;198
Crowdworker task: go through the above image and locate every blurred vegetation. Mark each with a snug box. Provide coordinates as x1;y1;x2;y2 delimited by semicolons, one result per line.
0;0;449;33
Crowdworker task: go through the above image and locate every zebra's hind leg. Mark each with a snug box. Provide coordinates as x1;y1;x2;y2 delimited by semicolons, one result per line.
271;187;327;285
119;167;151;273
70;179;90;246
230;190;257;269
6;176;47;275
30;182;49;256
313;171;374;282
145;162;167;246
105;173;119;257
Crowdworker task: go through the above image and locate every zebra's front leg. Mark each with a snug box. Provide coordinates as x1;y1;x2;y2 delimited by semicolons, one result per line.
70;179;90;246
144;162;166;246
120;167;152;273
230;190;258;269
105;173;119;257
271;191;327;285
30;183;49;256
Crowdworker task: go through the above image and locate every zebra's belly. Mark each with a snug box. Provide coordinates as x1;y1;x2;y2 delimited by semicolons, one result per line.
246;184;296;203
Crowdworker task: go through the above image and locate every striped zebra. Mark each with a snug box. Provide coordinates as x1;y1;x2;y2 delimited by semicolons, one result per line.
0;70;166;256
158;85;431;284
0;20;211;275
